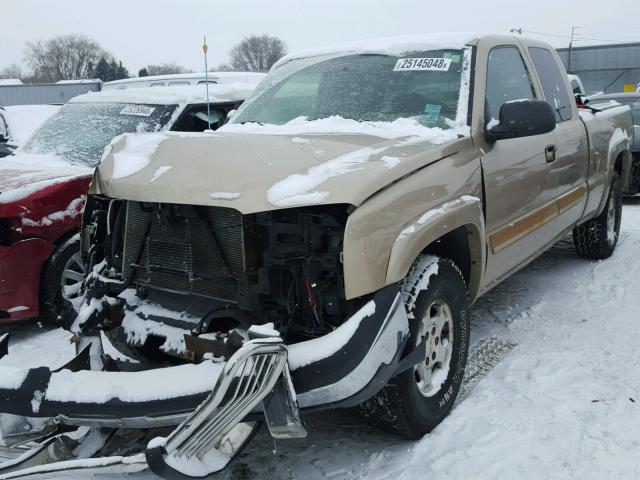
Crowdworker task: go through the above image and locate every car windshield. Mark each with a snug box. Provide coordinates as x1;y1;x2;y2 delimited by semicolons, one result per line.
21;102;178;167
232;49;466;129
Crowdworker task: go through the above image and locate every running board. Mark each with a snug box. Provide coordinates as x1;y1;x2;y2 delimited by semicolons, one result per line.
146;338;290;478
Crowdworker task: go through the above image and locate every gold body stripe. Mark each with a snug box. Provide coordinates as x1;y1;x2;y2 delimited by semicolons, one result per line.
490;186;587;253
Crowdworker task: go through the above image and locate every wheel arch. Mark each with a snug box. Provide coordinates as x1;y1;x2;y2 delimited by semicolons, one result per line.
614;149;632;194
385;200;486;302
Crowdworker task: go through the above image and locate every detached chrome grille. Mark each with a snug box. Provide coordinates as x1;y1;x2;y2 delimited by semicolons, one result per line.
122;202;245;302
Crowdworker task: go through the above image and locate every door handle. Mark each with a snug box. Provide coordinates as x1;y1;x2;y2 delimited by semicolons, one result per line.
545;144;557;163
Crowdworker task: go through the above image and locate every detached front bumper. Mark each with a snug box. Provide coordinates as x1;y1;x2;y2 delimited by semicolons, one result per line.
0;284;409;425
0;238;54;321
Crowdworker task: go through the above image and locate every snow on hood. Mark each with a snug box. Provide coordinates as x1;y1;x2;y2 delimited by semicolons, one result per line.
69;83;257;106
92;128;467;213
0;153;91;205
3;104;60;146
273;32;481;68
219;116;469;140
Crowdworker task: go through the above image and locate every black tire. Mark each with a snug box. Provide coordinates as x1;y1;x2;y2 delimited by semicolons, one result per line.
573;171;622;259
359;255;470;439
40;234;85;323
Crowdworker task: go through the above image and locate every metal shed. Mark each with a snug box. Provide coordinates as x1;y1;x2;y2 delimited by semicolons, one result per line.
0;82;101;106
557;42;640;94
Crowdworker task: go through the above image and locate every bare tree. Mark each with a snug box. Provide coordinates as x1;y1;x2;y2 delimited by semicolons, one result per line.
229;35;287;72
0;63;24;80
142;63;192;76
25;34;107;82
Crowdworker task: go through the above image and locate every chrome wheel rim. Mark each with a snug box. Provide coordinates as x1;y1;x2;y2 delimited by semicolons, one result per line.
61;252;86;300
414;300;454;397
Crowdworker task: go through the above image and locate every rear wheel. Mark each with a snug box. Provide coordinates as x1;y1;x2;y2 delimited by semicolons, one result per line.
360;255;470;439
573;171;622;259
41;235;85;323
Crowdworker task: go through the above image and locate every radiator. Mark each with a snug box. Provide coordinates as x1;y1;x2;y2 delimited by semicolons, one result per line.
121;201;245;303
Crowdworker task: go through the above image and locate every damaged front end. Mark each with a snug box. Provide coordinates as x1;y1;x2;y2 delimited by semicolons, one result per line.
0;195;412;478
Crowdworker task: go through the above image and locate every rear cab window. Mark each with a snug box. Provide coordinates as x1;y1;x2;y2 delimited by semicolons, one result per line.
528;47;573;122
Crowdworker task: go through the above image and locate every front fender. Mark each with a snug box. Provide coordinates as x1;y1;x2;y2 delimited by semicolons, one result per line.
386;196;485;301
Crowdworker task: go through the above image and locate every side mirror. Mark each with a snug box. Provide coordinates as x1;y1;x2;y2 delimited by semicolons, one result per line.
485;100;556;143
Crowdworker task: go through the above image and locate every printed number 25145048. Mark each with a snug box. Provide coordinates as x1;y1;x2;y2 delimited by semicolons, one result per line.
393;58;452;72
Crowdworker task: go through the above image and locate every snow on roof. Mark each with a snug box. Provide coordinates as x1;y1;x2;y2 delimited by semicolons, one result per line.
56;79;102;84
0;79;23;86
69;83;257;105
103;71;266;87
274;32;482;68
3;104;60;145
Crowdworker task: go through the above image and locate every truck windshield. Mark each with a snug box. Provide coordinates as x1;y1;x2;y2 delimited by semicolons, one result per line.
21;102;177;167
232;50;466;129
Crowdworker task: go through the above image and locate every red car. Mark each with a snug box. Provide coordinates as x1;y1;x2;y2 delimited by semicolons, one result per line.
0;84;255;322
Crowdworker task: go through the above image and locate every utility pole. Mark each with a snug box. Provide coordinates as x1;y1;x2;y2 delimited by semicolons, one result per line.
567;26;577;74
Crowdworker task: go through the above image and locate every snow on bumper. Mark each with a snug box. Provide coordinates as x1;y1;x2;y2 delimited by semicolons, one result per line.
0;359;224;424
0;284;409;425
0;238;55;321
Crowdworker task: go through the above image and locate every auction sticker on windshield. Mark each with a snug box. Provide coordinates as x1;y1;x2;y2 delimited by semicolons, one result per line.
393;58;451;72
119;105;156;117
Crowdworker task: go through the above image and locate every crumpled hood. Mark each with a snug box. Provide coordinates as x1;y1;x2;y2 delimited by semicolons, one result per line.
0;153;91;206
92;131;466;213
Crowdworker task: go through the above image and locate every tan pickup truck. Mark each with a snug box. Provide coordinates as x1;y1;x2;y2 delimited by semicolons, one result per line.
0;34;633;478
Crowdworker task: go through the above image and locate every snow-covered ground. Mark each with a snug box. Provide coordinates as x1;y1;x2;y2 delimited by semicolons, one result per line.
2;200;640;479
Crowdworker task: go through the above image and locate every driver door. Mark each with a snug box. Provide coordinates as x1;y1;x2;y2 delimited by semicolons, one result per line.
479;45;560;286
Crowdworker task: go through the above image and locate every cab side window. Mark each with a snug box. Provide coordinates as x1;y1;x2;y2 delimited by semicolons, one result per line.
528;47;572;122
485;46;536;124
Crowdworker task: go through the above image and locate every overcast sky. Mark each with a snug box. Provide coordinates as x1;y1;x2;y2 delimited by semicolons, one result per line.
2;0;639;74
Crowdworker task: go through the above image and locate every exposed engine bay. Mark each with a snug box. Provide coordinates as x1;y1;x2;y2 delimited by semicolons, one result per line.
73;195;367;361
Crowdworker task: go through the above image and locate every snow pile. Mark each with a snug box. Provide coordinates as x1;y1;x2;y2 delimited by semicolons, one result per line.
397;195;480;241
45;361;224;404
209;191;241;200
21;195;85;227
248;323;280;338
267;146;386;207
149;165;173;183
0;79;23;85
0;153;90;205
0;366;29;389
274;32;480;68
110;133;168;180
118;288;198;354
381;155;401;169
71;83;257;106
288;300;376;370
221;115;467;141
3;105;60;145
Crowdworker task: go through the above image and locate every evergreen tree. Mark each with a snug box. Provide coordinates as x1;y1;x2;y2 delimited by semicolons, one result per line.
94;56;110;81
108;59;118;82
138;68;149;77
115;61;129;80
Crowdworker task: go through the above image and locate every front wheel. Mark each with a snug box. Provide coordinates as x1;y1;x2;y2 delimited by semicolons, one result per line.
41;235;85;323
573;171;622;259
360;255;470;439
